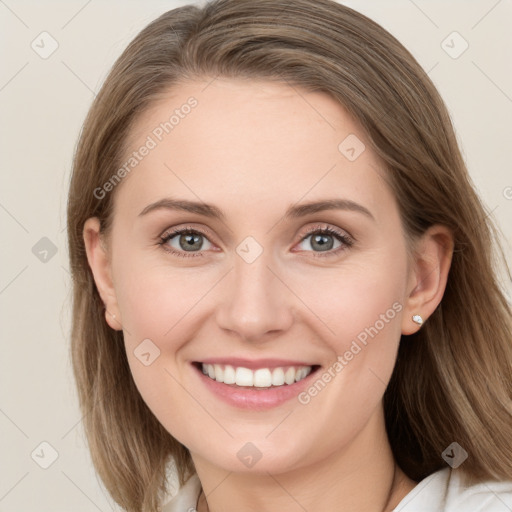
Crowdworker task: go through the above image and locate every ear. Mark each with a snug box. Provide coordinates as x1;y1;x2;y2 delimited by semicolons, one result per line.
401;224;454;335
83;217;123;331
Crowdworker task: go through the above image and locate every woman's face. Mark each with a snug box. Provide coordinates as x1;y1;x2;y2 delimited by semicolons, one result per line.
88;78;421;474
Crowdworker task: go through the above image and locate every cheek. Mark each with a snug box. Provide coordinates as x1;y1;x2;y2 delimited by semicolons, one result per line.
289;257;407;455
114;254;218;344
111;258;222;415
296;250;407;355
289;251;407;425
114;267;200;437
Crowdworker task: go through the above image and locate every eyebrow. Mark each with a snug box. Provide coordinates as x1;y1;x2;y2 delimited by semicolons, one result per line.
138;197;375;221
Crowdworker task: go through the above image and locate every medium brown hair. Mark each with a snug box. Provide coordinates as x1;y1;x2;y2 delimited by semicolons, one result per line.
67;0;512;510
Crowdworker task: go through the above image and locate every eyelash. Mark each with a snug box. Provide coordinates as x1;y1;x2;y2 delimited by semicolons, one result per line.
157;225;354;259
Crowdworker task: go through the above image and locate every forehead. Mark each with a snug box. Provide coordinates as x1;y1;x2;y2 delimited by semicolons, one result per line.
114;78;392;223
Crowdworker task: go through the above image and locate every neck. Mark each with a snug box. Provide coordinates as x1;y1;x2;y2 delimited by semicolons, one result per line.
193;405;417;512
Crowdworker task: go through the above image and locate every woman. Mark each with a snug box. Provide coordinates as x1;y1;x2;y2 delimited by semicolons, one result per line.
67;0;512;511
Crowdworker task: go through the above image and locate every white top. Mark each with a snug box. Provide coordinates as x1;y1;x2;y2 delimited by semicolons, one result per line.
161;467;512;511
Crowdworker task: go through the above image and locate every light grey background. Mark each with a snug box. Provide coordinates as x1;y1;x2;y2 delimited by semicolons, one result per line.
1;1;511;510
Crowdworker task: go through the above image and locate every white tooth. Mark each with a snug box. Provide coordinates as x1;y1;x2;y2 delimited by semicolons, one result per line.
271;367;285;386
235;367;253;386
254;368;272;387
296;367;310;382
223;365;236;384
202;363;312;387
297;367;312;381
284;367;296;385
214;364;224;382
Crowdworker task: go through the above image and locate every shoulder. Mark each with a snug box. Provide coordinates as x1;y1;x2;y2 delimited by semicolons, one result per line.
394;467;512;511
162;473;202;512
446;469;512;512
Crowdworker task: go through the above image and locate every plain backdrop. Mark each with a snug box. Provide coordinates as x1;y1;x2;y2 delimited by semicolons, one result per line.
1;0;511;510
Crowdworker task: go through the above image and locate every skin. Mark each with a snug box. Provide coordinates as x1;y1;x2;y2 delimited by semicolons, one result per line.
84;78;453;512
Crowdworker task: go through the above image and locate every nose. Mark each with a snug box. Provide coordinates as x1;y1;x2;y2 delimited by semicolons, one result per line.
215;250;294;343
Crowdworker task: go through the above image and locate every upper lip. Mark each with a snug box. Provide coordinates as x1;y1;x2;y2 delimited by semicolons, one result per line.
195;358;319;370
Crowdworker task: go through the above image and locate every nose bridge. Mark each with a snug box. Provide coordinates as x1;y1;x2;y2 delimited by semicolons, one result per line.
215;243;293;341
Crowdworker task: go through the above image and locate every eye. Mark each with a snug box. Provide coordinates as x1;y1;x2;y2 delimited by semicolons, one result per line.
158;224;354;259
158;226;214;258
295;225;354;257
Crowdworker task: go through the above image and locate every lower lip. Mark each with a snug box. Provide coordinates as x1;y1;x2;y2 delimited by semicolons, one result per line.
192;364;320;411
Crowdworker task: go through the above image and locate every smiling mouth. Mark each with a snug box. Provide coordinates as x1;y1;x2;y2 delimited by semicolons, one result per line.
193;362;321;389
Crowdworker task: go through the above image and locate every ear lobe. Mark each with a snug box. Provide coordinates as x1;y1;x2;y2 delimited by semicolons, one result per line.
401;225;454;335
83;217;123;331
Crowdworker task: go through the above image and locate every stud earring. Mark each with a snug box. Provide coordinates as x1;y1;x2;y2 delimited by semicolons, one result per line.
412;314;423;326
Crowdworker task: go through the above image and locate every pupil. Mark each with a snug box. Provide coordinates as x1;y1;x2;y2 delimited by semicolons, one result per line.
312;234;333;251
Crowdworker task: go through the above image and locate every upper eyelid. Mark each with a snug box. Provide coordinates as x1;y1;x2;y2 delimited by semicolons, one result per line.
160;224;213;239
301;224;352;239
